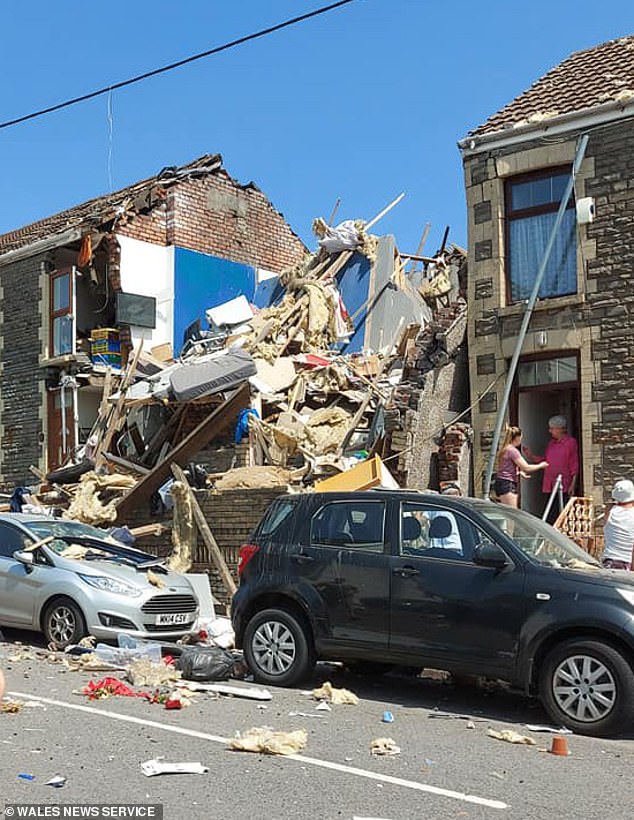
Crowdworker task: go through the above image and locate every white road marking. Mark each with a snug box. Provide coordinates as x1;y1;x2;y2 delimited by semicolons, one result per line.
9;690;508;810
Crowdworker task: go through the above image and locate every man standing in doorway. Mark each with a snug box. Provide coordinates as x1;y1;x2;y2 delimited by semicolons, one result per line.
524;415;579;524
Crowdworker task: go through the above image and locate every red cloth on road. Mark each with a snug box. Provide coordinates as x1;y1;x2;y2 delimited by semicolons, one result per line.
83;677;150;701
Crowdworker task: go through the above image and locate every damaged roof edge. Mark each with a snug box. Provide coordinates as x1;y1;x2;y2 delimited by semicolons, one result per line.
458;97;634;156
0;153;224;258
0;227;84;268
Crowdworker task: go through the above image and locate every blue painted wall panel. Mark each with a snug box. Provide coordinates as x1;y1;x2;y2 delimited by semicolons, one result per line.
334;252;372;354
173;248;255;353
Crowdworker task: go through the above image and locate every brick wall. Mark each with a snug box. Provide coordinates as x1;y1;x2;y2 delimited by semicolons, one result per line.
0;253;46;486
118;171;306;272
126;487;289;611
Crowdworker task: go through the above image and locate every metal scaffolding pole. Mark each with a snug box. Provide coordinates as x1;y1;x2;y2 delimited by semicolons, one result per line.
482;133;589;498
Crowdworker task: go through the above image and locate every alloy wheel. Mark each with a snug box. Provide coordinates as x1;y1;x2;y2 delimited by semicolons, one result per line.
48;605;78;646
251;620;297;675
552;654;617;723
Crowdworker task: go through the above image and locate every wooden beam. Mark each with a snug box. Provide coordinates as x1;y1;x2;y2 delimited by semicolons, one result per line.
114;384;248;520
94;341;144;468
104;453;150;476
171;463;237;597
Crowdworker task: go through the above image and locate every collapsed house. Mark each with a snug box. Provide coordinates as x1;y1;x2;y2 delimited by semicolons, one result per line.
12;204;470;605
0;154;306;486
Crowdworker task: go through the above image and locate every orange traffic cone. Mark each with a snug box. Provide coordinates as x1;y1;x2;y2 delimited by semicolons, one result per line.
549;735;570;756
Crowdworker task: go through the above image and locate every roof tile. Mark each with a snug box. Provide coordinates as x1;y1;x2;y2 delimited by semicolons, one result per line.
471;35;634;136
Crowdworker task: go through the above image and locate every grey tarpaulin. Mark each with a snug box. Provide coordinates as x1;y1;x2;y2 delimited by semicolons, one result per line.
169;349;257;402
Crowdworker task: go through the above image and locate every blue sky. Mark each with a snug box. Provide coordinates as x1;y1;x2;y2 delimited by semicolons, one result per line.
1;1;632;254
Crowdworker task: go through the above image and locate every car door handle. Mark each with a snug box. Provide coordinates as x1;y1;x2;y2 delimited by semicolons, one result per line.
393;566;420;577
292;552;315;564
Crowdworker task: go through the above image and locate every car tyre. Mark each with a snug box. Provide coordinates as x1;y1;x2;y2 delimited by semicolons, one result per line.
244;607;314;687
42;597;87;649
539;638;634;737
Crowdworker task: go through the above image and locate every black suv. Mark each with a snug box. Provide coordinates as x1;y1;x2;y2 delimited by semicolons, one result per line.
232;490;634;737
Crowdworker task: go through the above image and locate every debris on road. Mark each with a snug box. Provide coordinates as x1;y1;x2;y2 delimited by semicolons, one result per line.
312;681;359;705
44;775;67;788
525;724;573;734
428;711;485;722
81;676;151;701
1;700;23;713
381;710;394;723
176;681;272;700
314;701;331;712
141;759;209;776
126;659;181;688
370;737;401;756
487;728;536;745
230;726;307;756
176;646;240;682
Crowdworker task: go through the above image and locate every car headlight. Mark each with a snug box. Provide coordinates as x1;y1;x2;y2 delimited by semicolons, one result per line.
617;588;634;607
78;574;142;597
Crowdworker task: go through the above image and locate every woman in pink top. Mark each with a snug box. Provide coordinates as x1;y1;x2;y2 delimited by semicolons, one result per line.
494;426;548;508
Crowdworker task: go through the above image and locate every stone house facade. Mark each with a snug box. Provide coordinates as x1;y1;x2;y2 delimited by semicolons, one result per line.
459;36;634;514
0;155;306;485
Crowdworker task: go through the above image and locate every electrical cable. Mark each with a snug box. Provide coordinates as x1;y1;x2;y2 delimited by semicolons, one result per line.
0;0;359;131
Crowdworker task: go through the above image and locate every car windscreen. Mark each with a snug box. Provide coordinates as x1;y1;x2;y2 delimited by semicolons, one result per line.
471;502;600;569
26;521;155;563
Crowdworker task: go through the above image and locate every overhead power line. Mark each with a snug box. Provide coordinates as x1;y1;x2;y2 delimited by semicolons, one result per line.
0;0;359;131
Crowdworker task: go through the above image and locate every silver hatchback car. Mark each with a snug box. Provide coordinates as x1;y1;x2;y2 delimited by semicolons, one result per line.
0;514;199;647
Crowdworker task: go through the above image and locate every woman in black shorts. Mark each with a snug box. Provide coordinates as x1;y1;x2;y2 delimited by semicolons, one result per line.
494;426;548;507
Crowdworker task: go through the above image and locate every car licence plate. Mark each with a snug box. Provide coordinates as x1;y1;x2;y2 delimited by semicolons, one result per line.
155;613;191;626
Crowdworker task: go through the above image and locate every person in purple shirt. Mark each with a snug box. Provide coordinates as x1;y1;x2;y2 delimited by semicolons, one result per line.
494;426;548;508
524;415;579;523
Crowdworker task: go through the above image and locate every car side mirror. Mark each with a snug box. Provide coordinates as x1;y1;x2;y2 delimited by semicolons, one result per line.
474;539;509;569
13;550;34;570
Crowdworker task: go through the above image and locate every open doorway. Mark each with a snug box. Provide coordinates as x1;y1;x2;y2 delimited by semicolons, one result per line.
511;353;581;518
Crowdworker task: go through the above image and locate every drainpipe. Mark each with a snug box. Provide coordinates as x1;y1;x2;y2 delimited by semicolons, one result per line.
482;134;589;499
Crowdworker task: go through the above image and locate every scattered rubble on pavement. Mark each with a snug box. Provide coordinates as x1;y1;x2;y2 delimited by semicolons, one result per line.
312;681;359;705
230;726;308;756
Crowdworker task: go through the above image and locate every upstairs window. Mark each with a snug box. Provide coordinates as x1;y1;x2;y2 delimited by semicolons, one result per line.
506;169;576;303
50;269;73;356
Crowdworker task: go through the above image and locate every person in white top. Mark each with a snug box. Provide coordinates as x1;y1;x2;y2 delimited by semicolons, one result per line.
603;479;634;570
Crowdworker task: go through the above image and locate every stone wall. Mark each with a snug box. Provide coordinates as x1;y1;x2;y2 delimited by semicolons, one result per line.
0;253;48;486
463;120;634;505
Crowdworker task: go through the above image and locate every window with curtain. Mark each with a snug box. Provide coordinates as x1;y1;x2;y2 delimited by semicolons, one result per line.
506;170;577;303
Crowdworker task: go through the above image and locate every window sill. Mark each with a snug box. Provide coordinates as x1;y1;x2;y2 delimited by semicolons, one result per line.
40;352;92;369
500;292;585;318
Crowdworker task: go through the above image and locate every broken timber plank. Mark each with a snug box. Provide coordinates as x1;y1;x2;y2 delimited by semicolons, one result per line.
114;384;248;521
171;463;237;597
128;523;167;538
104;453;151;476
94;341;144;469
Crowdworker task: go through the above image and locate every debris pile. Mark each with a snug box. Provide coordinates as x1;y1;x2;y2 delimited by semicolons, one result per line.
8;205;469;605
